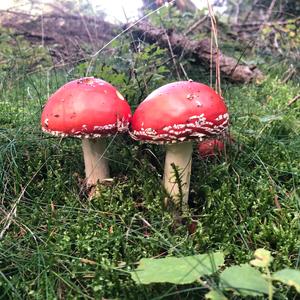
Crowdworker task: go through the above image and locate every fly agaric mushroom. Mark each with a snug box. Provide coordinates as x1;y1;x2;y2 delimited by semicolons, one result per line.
41;77;131;187
130;80;229;209
198;139;225;158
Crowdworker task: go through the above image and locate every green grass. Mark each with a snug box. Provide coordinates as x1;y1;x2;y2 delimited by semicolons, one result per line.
0;46;300;299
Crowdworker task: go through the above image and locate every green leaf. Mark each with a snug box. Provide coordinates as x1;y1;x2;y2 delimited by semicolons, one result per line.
205;290;228;300
250;248;274;267
273;269;300;292
131;252;224;285
219;264;269;296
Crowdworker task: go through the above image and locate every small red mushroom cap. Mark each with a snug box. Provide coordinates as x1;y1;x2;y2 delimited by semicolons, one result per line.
198;139;225;158
41;77;131;138
130;81;229;144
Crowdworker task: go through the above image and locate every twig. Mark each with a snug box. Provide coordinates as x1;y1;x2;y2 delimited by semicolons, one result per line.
287;95;300;106
281;66;296;83
179;62;189;80
0;159;48;240
184;15;208;35
0;187;25;240
274;194;281;210
164;30;181;80
207;0;221;95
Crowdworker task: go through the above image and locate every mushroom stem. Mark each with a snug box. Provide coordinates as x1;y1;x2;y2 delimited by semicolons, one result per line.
163;142;193;209
81;138;110;186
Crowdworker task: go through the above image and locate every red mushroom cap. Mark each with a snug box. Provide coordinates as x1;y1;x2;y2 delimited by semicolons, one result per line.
198;139;225;158
41;77;131;138
130;81;229;144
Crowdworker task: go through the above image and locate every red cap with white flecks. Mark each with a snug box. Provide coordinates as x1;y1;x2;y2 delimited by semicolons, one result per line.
130;81;229;144
41;77;131;138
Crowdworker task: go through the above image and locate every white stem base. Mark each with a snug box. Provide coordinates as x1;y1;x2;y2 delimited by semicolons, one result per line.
81;138;110;186
163;142;193;209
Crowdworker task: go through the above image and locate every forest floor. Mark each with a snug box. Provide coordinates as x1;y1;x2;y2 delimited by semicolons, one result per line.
0;16;299;299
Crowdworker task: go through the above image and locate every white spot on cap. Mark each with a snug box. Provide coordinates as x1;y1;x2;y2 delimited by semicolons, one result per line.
216;113;229;122
186;94;194;100
116;90;125;100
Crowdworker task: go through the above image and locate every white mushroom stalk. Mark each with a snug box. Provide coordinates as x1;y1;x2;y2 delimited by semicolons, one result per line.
163;141;193;209
81;138;110;186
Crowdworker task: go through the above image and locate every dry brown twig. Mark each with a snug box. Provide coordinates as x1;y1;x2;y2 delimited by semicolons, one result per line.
281;65;297;84
164;30;181;80
287;95;300;106
207;0;221;95
0;188;25;240
185;15;208;35
0;159;49;240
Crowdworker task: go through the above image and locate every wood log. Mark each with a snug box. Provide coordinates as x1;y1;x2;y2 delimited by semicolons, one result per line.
130;22;263;83
0;10;263;82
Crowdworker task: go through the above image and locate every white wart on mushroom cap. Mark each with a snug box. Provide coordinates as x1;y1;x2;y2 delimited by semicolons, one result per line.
130;81;229;143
